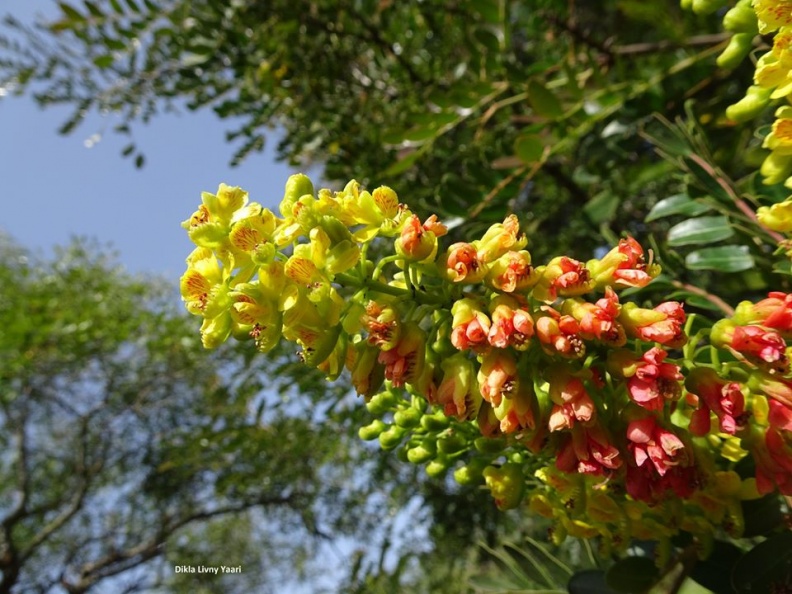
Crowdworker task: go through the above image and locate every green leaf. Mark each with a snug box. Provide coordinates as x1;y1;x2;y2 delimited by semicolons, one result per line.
57;2;85;22
667;216;734;246
605;556;659;593
527;80;564;119
84;1;104;18
645;194;712;222
732;531;792;593
690;540;743;594
514;133;544;164
742;494;785;537
684;245;753;272
92;55;114;69
109;0;124;13
382;151;420;176
682;155;734;204
568;570;617;594
584;191;619;225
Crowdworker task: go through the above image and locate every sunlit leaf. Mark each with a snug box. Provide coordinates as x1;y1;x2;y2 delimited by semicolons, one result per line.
684;245;753;272
667;216;734;246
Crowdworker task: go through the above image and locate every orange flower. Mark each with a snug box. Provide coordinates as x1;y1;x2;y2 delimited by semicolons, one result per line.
619;301;686;348
563;287;625;346
450;298;491;352
535;307;585;358
477;349;518;407
487;295;534;350
533;256;596;302
445;242;488;283
486;250;540;293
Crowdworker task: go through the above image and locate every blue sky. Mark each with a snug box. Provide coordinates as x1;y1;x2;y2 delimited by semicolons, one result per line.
1;0;299;279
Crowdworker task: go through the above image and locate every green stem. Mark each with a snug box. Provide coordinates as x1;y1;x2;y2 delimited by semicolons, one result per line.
335;272;447;306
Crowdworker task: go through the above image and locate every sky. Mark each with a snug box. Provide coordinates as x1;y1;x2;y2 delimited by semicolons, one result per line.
0;0;299;281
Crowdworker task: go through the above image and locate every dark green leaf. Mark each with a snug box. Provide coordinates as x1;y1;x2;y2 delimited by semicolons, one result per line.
134;154;145;168
742;494;785;537
690;540;743;594
732;531;792;593
92;55;114;69
584;191;619;225
645;194;712;222
527;80;564;119
382;151;420;176
605;557;659;593
514;133;544;164
568;570;617;594
471;0;501;23
684;245;753;272
84;1;104;18
682;155;734;204
57;2;85;22
109;0;124;12
667;216;734;246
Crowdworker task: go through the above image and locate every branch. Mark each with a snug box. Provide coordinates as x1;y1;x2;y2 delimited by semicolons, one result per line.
613;33;731;56
63;494;299;593
671;280;735;317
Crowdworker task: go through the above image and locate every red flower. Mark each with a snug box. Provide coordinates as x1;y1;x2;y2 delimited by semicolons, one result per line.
450;298;491;352
556;424;621;476
686;368;746;436
588;236;660;289
477;349;518;407
623;347;683;411
620;301;686;348
547;373;596;432
734;291;792;337
488;296;534;350
564;287;625;346
625;416;695;502
712;320;788;372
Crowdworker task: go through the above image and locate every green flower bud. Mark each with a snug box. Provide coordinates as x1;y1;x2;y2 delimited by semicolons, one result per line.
358;419;387;441
437;432;469;454
280;173;314;218
722;0;758;34
394;407;422;429
425;455;451;478
483;463;525;510
453;458;490;486
378;425;408;450
474;436;507;454
420;410;451;432
716;33;754;70
365;390;400;415
726;86;772;123
407;438;438;464
761;152;792;186
691;0;727;15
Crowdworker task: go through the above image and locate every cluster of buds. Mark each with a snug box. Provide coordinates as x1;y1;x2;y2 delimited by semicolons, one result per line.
689;0;792;249
180;174;792;556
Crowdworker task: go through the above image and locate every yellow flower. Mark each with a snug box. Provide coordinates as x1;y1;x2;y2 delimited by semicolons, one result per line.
761;106;792;185
753;0;792;34
758;197;792;231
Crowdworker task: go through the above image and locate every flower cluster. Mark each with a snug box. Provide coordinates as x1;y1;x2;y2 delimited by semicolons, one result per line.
180;175;792;555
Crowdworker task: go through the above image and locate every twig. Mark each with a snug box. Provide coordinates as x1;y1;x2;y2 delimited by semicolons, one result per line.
671;280;735;316
613;33;731;56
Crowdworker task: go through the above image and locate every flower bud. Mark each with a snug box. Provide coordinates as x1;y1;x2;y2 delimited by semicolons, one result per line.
476;215;527;263
358;419;387;441
722;0;758;33
716;33;755;70
378;425;408;450
726;86;773;123
483;463;525;510
280;173;314;218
